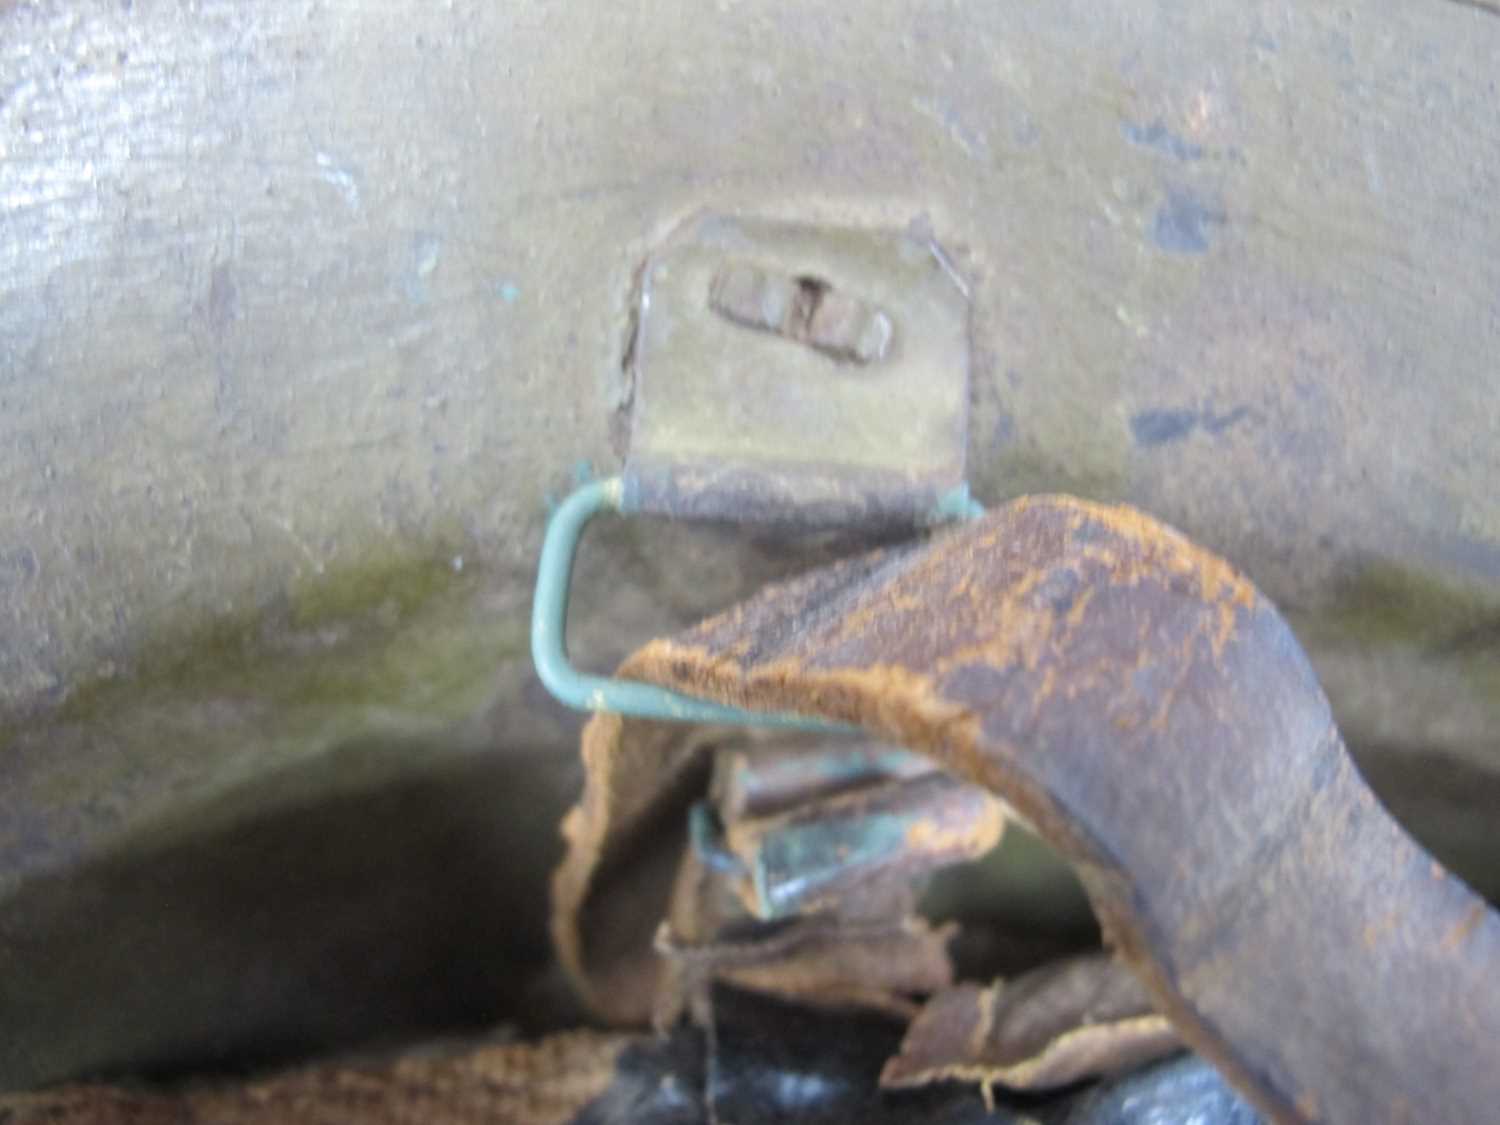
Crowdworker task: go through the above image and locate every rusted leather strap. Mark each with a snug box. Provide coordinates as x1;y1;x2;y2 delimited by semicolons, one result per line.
555;495;1500;1124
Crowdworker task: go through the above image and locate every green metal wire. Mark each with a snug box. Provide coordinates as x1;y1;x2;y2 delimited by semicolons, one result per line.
530;475;984;729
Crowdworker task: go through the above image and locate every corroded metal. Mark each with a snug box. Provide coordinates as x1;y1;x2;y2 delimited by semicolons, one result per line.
709;264;894;364
623;213;971;528
559;496;1500;1123
712;742;934;820
651;739;1002;1023
720;770;1004;921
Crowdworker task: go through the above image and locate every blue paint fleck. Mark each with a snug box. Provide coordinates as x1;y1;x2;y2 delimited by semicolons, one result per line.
403;233;442;303
1202;405;1252;434
1151;188;1226;254
992;409;1016;447
1130;404;1251;446
1131;408;1199;446
498;280;521;304
1122;120;1205;161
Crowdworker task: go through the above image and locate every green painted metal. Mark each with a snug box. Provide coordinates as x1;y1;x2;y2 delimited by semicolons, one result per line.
531;476;855;729
933;484;987;523
531;476;984;727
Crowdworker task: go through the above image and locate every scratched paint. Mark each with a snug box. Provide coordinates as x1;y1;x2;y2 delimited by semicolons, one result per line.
315;152;362;212
403;234;442;303
1150;187;1226;253
1121;120;1204;161
1129;405;1253;446
1130;408;1199;446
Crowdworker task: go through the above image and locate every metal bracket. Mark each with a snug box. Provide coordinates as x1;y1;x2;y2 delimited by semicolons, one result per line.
531;214;981;727
623;213;975;528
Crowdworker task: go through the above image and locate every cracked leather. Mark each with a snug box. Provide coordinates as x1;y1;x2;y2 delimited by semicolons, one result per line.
554;495;1500;1124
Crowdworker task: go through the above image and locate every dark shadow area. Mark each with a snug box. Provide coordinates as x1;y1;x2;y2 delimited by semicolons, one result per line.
0;495;913;1096
0;729;584;1092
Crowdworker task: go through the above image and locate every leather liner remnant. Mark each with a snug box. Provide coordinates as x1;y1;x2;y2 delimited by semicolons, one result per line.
880;954;1179;1097
553;494;1500;1124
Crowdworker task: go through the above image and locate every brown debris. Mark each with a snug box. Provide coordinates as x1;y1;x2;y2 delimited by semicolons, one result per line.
0;1031;633;1125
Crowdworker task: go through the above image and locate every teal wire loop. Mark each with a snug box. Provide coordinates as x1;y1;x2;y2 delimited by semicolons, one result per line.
530;475;983;729
931;483;986;523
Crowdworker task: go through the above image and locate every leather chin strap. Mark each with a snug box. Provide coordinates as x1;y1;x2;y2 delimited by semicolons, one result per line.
553;494;1500;1124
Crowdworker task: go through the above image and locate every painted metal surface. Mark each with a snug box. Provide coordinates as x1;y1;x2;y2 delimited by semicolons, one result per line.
4;0;1500;1095
7;0;1500;891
